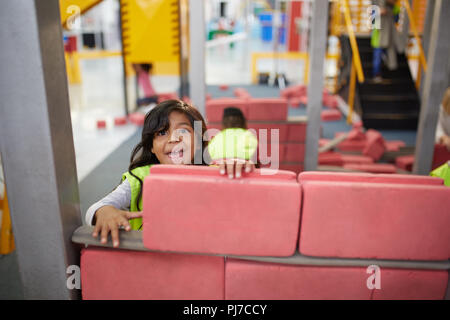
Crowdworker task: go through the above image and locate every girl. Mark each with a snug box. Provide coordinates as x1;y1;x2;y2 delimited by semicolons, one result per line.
88;100;254;247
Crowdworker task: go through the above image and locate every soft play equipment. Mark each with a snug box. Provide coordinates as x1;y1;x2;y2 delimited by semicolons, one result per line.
74;168;450;300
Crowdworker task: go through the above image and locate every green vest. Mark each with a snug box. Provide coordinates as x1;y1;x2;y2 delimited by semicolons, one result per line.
208;128;258;161
430;162;450;187
122;164;152;230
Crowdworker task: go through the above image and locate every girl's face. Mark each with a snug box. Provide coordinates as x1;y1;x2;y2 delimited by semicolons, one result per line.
151;111;196;165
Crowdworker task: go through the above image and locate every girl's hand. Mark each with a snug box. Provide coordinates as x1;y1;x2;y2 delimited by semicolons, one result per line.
440;135;450;151
92;206;143;248
218;158;255;179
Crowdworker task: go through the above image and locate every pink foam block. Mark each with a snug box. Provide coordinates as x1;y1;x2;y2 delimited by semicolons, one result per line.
128;112;145;126
321;109;342;121
338;140;367;151
142;166;301;256
347;127;366;141
114;116;127;126
206;93;212;101
81;248;224;300
363;129;386;161
233;88;251;99
284;143;305;162
256;142;286;163
371;269;448;300
219;84;229;91
299;181;450;260
385;140;406;152
323;94;338;108
298;171;444;186
343;163;397;173
157;92;179;103
342;155;374;164
149;165;297;181
319;152;343;166
287;122;307;142
206;98;249;122
395;155;415;171
247;122;288;142
96;120;106;129
247;98;288;121
280;84;306;100
288;98;302;108
225;259;371;299
279;163;304;174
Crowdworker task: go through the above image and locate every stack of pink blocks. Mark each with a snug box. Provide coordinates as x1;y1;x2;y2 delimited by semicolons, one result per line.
79;166;450;300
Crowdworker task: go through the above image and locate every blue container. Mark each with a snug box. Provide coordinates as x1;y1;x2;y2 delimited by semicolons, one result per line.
259;13;273;42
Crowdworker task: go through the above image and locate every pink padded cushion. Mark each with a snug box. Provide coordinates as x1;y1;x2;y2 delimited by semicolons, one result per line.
142;167;301;256
287;122;307;142
363;129;386;161
225;259;371;300
298;171;444;185
206;98;249;122
149;164;297;181
247;98;288;121
284;143;305;162
299;181;450;260
81;248;224;300
371;269;448;300
321;109;342;121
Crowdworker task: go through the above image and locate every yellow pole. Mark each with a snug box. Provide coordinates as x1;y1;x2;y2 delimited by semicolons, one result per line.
415;62;422;90
342;0;365;83
347;61;356;125
0;188;15;255
403;0;427;72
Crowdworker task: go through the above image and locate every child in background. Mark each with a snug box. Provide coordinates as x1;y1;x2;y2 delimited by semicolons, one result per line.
133;63;158;106
435;87;450;151
88;100;254;247
208;107;258;178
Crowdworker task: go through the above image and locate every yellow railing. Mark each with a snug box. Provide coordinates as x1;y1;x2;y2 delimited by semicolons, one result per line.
402;0;427;89
341;0;365;124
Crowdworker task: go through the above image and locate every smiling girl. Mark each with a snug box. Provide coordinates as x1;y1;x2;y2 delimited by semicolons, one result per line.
87;100;254;247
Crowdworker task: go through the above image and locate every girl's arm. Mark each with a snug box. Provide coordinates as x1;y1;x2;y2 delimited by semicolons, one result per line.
87;179;142;247
85;179;132;226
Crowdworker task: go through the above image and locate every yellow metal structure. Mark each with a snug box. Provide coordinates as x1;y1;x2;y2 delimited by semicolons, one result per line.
121;0;180;75
0;188;15;255
60;0;103;29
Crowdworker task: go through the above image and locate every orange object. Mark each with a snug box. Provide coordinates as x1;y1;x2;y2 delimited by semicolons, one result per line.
0;188;15;255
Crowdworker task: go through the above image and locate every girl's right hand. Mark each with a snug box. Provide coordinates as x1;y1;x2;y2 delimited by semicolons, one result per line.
92;206;143;248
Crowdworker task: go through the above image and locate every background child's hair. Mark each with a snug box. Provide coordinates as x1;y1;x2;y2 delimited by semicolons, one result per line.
222;107;247;129
128;99;208;211
442;87;450;115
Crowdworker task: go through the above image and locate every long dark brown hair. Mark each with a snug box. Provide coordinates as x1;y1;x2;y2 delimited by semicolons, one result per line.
128;100;208;211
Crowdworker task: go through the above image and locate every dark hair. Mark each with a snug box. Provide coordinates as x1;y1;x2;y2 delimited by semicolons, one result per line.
222;107;247;129
141;63;153;73
128;99;208;211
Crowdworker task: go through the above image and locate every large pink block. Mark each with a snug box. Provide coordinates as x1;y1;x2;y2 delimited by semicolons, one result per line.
206;98;249;122
128;112;145;126
225;259;371;300
233;88;251;99
298;171;444;186
363;129;386;161
81;248;225;300
396;155;415;171
321;109;342;121
284;143;305;162
247;98;288;121
371;269;448;300
280;84;306;100
287;122;307;142
149;165;297;181
299;181;450;260
279;162;304;174
247;122;288;142
338;140;367;151
343;163;397;173
385;140;406;152
142;165;301;256
256;142;286;164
